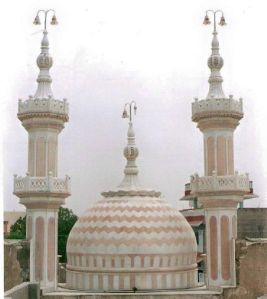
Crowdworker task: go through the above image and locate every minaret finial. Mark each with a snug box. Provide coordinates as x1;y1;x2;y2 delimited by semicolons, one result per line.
203;10;226;99
118;101;140;190
33;10;58;99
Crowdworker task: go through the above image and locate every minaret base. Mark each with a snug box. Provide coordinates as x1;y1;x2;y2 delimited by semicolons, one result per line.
203;205;237;288
26;206;59;290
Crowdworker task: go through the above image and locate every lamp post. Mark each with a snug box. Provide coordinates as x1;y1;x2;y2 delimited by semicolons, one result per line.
33;9;58;30
122;101;137;122
203;10;226;33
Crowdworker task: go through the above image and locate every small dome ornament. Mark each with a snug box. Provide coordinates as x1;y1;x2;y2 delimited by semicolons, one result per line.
207;53;224;70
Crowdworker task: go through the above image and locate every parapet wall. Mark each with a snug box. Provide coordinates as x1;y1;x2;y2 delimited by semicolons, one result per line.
223;240;267;299
237;208;267;239
4;240;30;291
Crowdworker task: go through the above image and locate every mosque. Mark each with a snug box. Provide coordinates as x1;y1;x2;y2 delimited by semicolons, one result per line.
7;8;262;299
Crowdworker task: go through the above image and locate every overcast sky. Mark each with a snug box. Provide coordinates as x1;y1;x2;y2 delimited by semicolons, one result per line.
1;0;267;216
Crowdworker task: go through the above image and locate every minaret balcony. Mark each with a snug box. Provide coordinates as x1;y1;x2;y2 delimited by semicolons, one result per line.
192;96;243;122
13;173;71;197
18;96;69;117
189;171;250;195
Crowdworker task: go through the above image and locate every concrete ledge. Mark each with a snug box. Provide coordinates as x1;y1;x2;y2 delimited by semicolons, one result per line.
42;286;222;299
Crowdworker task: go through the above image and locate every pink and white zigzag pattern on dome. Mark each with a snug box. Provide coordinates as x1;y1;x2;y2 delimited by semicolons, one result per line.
66;196;198;291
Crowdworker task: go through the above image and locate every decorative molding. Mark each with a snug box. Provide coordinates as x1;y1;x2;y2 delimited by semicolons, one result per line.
101;190;161;197
13;174;71;196
192;97;243;123
18;97;69;121
189;172;249;195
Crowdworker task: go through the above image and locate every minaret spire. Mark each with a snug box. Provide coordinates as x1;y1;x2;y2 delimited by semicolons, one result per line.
34;30;53;98
203;10;226;99
32;9;58;99
207;31;225;99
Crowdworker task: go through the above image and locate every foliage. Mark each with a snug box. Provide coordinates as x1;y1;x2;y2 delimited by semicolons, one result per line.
7;207;78;263
8;216;26;239
58;207;78;262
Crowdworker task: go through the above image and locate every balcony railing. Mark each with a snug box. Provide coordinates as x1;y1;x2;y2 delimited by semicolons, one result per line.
18;96;69;115
189;172;250;194
14;173;71;195
192;96;243;118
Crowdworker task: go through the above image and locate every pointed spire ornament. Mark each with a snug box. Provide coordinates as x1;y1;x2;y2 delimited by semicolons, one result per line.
204;10;226;99
34;30;53;98
101;102;160;197
118;101;140;190
32;10;58;99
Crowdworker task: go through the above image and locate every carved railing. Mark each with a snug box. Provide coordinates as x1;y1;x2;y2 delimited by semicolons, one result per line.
192;96;243;117
13;173;71;194
190;172;249;194
18;96;69;115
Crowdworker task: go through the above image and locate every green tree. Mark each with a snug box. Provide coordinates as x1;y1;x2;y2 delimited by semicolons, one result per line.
58;207;78;262
7;207;77;263
8;216;26;239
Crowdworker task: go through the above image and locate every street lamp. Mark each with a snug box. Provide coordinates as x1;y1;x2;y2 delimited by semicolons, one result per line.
33;9;58;30
122;101;137;122
203;10;226;33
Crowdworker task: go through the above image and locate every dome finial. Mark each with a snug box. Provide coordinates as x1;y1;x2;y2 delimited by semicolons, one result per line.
118;101;140;190
101;103;161;197
203;10;226;99
32;9;58;99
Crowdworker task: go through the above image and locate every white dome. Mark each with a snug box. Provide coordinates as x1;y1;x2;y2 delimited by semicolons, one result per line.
66;194;198;291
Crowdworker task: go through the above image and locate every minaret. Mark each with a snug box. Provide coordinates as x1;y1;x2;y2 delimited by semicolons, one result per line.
13;10;70;290
187;11;254;287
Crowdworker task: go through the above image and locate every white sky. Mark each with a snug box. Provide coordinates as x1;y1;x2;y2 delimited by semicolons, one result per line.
1;0;267;219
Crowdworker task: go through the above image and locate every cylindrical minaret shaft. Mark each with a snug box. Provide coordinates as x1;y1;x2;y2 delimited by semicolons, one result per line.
28;129;59;177
203;129;235;176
